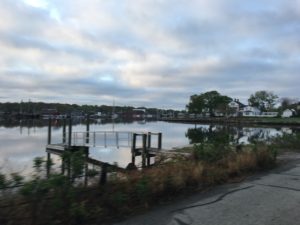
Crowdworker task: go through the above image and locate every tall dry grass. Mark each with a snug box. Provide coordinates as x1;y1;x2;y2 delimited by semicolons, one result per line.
0;144;277;225
104;143;276;208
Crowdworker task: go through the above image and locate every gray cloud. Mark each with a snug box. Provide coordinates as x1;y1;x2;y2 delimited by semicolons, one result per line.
1;33;103;61
0;0;299;109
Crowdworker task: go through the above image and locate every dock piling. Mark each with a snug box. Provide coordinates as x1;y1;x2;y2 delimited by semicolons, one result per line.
47;118;52;145
46;118;52;178
62;119;66;144
100;163;107;185
158;132;162;149
147;132;151;148
86;114;90;144
142;134;147;168
68;117;72;147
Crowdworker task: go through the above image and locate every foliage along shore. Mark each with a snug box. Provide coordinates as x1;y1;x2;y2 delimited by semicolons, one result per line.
1;133;300;225
162;116;300;126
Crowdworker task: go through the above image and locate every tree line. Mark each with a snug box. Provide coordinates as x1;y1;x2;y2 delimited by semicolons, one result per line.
0;101;161;116
186;90;299;116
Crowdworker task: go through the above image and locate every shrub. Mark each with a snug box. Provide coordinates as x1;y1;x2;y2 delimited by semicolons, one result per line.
193;143;231;162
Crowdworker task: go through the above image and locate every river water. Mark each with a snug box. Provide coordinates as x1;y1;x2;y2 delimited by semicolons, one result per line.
0;118;299;176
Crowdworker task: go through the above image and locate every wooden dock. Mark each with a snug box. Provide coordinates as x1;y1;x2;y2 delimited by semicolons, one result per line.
45;118;165;184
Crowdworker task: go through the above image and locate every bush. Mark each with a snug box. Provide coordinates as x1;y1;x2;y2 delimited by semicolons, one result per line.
193;143;231;162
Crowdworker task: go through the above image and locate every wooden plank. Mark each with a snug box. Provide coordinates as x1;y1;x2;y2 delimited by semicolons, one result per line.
86;158;126;172
46;144;66;151
46;145;126;172
46;148;64;155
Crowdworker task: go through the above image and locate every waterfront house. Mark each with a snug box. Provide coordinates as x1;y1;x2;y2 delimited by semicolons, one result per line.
177;112;187;119
228;99;246;117
132;108;146;119
241;106;261;117
282;109;295;118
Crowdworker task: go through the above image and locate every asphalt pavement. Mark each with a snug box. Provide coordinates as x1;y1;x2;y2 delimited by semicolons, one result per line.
113;152;300;225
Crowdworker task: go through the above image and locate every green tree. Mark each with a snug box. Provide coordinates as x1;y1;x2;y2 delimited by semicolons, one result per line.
186;91;232;116
280;97;297;110
248;91;278;111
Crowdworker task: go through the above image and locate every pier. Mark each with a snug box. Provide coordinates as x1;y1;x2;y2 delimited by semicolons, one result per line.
45;118;163;184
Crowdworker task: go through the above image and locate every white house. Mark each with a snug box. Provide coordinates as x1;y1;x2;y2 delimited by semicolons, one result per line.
241;106;261;117
227;100;246;117
228;101;239;117
261;112;278;117
282;109;294;118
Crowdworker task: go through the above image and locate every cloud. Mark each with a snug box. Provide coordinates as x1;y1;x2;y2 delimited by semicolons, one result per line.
0;0;299;109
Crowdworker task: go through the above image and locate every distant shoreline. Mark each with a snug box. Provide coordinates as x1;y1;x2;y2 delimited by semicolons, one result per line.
161;117;300;127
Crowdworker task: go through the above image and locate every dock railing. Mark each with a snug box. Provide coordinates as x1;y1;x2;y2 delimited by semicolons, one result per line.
72;131;133;148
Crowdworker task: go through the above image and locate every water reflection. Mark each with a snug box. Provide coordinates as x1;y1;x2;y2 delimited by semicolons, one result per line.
1;119;300;176
186;125;234;145
0;118;156;129
186;125;300;145
0;119;180;176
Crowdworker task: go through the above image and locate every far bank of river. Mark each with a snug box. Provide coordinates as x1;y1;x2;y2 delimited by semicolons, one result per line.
162;116;300;126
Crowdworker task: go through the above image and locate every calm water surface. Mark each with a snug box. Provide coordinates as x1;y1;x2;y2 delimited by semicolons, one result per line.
0;119;299;176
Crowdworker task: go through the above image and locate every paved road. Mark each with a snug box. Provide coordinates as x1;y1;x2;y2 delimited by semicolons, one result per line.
114;152;300;225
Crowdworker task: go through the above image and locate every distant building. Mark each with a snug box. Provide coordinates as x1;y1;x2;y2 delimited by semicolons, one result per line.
261;112;278;117
41;108;59;119
241;106;261;117
228;99;246;117
282;109;294;118
177;112;187;119
132;108;146;119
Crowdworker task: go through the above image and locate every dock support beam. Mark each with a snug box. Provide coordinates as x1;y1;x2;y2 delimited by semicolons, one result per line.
142;134;147;168
86;114;90;144
84;148;89;186
46;152;51;178
62;119;66;144
158;132;162;149
147;132;151;148
131;133;137;164
47;118;52;177
47;118;52;145
68;118;72;147
99;163;107;185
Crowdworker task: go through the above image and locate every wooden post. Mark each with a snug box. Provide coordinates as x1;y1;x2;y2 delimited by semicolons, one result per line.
158;132;162;149
93;132;96;147
61;158;65;175
62;119;66;144
99;163;107;185
47;118;52;145
147;155;150;166
67;156;71;180
86;114;90;144
147;132;151;148
84;149;89;187
131;133;137;164
116;132;119;148
68;118;72;147
131;133;137;153
131;151;136;164
46;152;51;178
142;134;147;168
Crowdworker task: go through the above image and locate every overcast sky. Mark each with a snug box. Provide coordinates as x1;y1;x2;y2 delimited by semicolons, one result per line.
0;0;299;109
